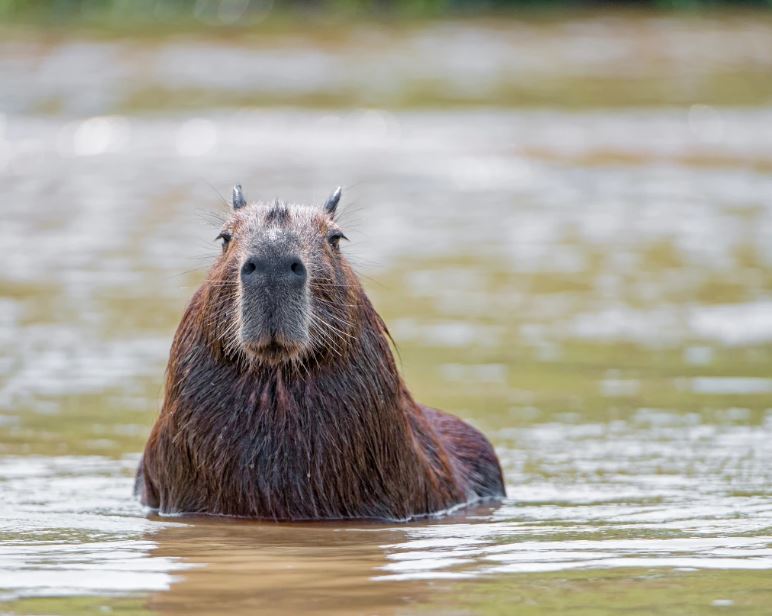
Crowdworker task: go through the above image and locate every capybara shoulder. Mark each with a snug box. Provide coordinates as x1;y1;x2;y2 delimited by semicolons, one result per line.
138;186;505;520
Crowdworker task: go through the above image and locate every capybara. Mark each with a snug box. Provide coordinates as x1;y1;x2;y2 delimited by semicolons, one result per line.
136;186;505;521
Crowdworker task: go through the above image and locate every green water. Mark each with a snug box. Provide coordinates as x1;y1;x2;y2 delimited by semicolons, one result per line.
1;14;772;615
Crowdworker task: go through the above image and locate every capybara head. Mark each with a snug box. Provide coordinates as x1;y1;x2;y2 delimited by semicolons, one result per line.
205;186;356;366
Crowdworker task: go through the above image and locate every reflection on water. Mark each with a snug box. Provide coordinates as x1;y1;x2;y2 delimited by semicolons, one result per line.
2;16;772;616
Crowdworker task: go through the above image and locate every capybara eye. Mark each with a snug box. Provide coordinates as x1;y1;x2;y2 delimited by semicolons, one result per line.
327;231;347;250
216;231;232;252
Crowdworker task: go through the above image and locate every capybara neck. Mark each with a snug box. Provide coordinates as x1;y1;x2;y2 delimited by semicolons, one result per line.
137;187;506;520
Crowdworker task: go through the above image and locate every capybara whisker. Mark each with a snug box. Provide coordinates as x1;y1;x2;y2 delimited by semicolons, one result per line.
311;315;355;342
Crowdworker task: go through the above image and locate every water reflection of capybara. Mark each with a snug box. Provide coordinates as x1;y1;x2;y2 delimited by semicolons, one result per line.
143;518;450;616
136;187;504;520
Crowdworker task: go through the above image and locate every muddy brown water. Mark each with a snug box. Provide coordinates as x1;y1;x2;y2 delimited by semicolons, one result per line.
1;16;772;616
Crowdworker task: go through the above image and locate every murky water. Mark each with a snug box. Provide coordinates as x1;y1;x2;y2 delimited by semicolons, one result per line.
2;15;772;615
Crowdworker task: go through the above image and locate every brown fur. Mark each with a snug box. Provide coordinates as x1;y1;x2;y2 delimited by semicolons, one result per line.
136;198;505;521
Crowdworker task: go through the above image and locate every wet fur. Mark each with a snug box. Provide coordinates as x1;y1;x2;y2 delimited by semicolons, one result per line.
136;200;505;521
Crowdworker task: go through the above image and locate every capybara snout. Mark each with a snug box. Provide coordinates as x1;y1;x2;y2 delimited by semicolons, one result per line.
239;238;311;359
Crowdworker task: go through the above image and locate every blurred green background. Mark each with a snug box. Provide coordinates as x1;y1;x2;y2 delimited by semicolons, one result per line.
4;0;772;23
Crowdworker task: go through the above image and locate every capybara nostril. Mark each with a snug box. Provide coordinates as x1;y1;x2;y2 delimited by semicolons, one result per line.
289;258;306;282
241;258;258;279
241;254;306;287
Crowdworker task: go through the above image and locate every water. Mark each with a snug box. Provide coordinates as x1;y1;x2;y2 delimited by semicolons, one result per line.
1;16;772;615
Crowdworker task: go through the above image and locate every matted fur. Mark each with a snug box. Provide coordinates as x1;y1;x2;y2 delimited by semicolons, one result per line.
136;197;505;520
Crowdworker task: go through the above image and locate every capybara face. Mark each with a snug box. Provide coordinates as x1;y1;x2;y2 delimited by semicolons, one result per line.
208;187;353;365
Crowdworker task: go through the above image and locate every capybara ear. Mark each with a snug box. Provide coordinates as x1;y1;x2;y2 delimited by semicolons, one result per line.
323;186;342;218
232;184;247;210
